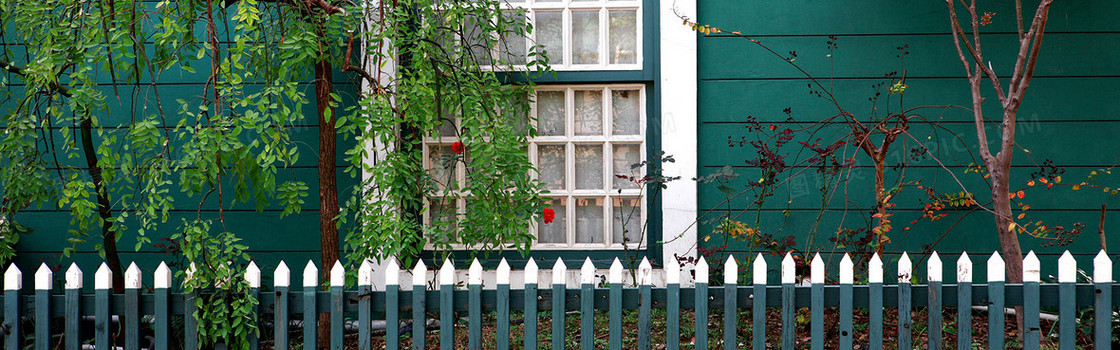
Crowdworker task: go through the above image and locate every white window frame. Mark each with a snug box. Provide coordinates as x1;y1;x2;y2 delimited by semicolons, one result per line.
494;0;643;71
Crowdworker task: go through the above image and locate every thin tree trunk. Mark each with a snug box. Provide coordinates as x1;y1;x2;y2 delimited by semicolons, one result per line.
315;57;338;348
81;117;125;293
873;156;887;255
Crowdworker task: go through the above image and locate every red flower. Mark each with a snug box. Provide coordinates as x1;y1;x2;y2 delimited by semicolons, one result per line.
543;208;555;224
452;141;464;154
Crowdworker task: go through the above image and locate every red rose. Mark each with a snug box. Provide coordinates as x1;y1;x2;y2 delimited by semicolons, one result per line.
543;208;555;224
452;141;464;154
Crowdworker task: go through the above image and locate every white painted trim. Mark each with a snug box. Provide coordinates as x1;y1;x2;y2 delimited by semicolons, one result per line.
657;0;697;268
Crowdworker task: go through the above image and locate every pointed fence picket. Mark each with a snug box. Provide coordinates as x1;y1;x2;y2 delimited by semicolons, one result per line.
1;250;1117;349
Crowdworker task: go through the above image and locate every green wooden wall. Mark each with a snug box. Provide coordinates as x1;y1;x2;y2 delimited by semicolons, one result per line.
696;0;1120;276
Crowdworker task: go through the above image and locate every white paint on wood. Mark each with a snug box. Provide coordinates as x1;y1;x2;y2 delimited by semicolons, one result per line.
64;263;82;290
868;253;883;284
4;264;21;290
385;258;400;286
988;252;1005;282
358;260;373;287
580;258;595;285
154;262;170;289
412;260;428;287
839;254;853;285
658;0;699;266
957;252;972;283
331;261;345;287
666;256;680;285
186;263;197;282
524;258;538;286
695;256;709;285
898;252;912;284
96;263;114;290
1058;251;1076;283
35;263;51;290
724;256;738;285
552;258;566;287
439;259;455;286
125;262;142;290
609;258;623;285
246;261;262;288
781;252;795;284
639;257;653;286
811;253;824;285
496;258;511;285
1024;251;1041;282
1094;250;1112;283
752;253;766;285
275;261;291;288
927;252;942;283
303;261;318;288
469;259;483;286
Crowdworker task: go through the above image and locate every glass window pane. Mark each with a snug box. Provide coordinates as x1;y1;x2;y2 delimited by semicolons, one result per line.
534;11;563;64
612;144;640;189
500;11;528;65
464;16;492;66
536;90;566;136
428;145;458;191
575;197;604;243
538;197;567;243
575;144;603;189
611;89;640;135
572;10;599;65
608;10;637;64
537;145;566;190
574;90;603;135
612;197;641;245
429;199;459;243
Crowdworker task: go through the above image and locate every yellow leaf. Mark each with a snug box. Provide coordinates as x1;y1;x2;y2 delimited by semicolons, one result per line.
1007;222;1016;232
1054;176;1062;183
1017;213;1026;219
1072;184;1081;191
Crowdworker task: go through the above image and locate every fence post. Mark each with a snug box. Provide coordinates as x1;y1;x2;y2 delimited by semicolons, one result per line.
1057;251;1076;350
987;252;1005;350
638;258;653;350
185;263;199;350
34;263;51;350
125;263;141;350
810;253;824;350
153;263;170;348
439;259;455;350
723;256;737;350
357;260;372;350
1093;250;1112;348
411;260;427;350
469;259;483;350
64;264;81;350
751;254;766;350
608;259;623;349
579;258;594;350
780;253;795;350
303;261;318;349
4;264;21;350
666;257;681;350
694;257;709;350
551;258;567;350
928;252;943;350
496;258;511;350
274;261;291;350
247;262;261;350
523;258;538;350
1023;251;1041;350
898;252;912;350
330;261;345;350
868;253;883;350
385;259;400;350
956;253;973;350
839;254;853;350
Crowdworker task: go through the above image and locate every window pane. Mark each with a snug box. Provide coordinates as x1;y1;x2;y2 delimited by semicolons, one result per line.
572;10;600;65
536;90;566;136
537;145;565;190
500;11;528;65
574;90;603;135
575;144;603;189
608;10;637;64
464;15;492;65
611;89;640;135
535;11;563;64
612;198;641;245
612;144;640;189
538;197;567;243
575;197;604;243
429;199;458;243
428;145;458;191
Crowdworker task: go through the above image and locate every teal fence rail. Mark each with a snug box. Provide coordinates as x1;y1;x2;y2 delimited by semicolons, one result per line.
1;250;1116;349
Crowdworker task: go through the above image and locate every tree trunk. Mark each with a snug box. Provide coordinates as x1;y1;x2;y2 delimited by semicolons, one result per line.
81;117;124;293
315;57;338;349
873;156;887;255
988;153;1025;338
